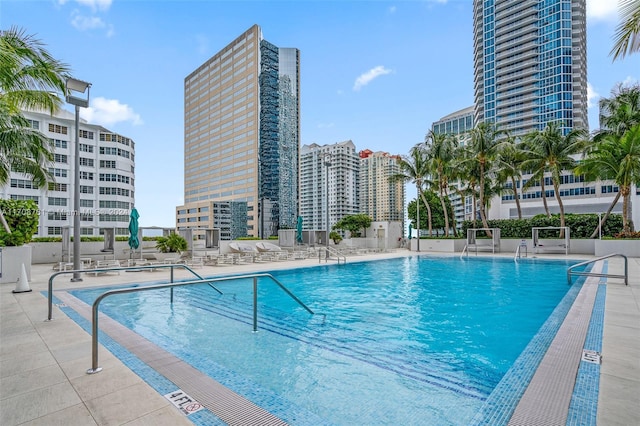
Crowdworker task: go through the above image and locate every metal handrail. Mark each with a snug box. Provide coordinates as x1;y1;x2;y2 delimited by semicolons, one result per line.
47;263;222;320
87;273;315;374
319;246;346;264
567;253;628;286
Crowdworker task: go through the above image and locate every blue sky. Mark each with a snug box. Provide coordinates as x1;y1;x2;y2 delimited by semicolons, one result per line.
2;0;639;227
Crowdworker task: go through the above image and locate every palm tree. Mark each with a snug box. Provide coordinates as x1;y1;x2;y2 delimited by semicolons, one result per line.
425;130;457;236
392;144;433;250
610;0;640;60
0;27;69;232
463;122;505;235
597;83;640;138
578;125;640;235
520;122;587;233
495;137;525;219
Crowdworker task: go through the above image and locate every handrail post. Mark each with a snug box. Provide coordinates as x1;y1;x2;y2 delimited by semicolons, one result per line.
87;298;102;374
170;265;174;303
252;276;258;332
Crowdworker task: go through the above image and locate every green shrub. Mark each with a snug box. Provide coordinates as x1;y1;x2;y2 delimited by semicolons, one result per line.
461;214;623;239
155;233;188;253
0;199;39;246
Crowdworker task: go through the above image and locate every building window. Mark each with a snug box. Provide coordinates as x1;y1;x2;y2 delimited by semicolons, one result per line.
80;171;94;180
10;179;38;189
49;168;68;178
80;185;94;194
47;182;68;192
48;197;67;206
48;212;67;221
52;139;68;149
100;160;116;168
80;199;94;208
47;226;62;235
79;157;94;167
48;123;68;134
79;130;94;139
10;195;39;204
79;143;94;153
54;154;68;164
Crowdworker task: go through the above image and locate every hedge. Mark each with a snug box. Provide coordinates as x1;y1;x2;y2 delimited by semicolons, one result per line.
461;214;624;239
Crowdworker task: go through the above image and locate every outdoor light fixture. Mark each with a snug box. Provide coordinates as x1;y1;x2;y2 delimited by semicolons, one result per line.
322;152;332;257
65;77;91;282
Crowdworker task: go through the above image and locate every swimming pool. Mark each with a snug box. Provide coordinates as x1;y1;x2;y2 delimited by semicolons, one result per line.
69;256;586;425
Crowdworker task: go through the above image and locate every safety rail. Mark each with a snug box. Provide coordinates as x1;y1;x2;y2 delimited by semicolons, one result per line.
567;253;628;286
319;246;346;264
86;273;316;374
47;263;222;321
514;240;528;261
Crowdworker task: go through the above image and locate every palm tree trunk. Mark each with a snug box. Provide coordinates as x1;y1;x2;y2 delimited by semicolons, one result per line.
622;186;631;233
415;183;420;252
419;192;433;237
478;165;492;237
589;192;621;238
511;176;522;219
553;180;566;238
540;177;551;217
439;185;450;237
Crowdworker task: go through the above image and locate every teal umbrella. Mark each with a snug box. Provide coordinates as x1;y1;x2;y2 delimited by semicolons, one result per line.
408;224;412;239
128;208;140;255
296;216;303;244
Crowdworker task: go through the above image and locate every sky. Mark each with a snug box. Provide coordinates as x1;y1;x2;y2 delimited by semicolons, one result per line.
2;0;639;228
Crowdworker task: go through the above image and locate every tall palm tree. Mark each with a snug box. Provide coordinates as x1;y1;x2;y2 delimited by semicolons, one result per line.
463;122;505;235
597;83;640;138
495;137;525;219
392;144;433;250
610;0;640;60
425;130;457;236
0;26;69;232
520;122;587;233
577;125;640;235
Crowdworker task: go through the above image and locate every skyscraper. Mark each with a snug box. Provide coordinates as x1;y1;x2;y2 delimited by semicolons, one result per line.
299;141;360;233
1;108;136;238
358;150;405;224
473;0;588;136
177;25;300;238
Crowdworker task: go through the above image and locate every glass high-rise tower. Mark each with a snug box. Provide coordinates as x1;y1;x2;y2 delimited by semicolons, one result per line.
177;25;300;238
473;0;588;136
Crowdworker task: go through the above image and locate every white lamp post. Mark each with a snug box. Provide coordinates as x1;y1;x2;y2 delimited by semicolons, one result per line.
65;77;91;282
322;152;331;257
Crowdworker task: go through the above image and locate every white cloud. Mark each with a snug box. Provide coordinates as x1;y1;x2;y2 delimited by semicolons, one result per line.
586;0;618;21
81;97;143;127
622;76;639;87
59;0;112;12
317;122;335;129
71;12;106;31
389;6;397;13
353;66;393;91
587;82;600;108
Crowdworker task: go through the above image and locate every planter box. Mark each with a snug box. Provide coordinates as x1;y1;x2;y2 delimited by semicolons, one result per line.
595;239;640;257
0;245;32;284
411;239;466;252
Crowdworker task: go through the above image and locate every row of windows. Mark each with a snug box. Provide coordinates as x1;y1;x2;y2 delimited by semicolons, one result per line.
100;133;133;147
10;179;38;189
99;173;131;184
99;187;132;197
47;227;130;236
99;147;132;159
503;186;598;201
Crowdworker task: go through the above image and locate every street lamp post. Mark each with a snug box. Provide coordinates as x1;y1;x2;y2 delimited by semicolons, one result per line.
322;153;331;257
65;77;91;282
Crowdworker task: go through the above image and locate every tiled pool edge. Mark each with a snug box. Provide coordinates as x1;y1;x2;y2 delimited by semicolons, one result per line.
566;282;605;425
469;263;599;426
48;292;225;426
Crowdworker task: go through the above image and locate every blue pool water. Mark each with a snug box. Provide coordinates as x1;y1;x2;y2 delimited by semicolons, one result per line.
70;256;584;425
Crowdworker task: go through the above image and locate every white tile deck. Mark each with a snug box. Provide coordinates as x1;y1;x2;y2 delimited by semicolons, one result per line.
1;250;638;425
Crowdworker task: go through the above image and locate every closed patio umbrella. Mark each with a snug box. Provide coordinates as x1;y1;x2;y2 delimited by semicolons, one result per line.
296;216;303;244
128;207;140;258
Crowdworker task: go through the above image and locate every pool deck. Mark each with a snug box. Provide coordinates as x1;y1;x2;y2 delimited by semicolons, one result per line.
1;250;638;425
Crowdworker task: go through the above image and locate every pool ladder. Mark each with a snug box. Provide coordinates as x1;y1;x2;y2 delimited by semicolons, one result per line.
567;253;628;286
320;246;346;264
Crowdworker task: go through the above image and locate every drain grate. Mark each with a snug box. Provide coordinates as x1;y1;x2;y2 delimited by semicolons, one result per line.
581;349;602;364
